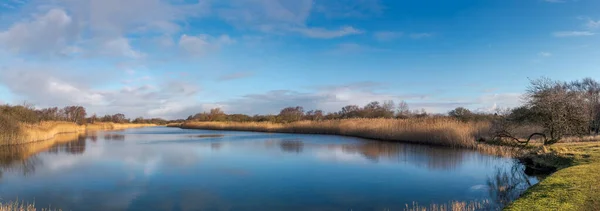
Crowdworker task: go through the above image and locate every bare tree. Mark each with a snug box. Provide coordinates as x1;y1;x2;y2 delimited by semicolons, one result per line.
208;108;226;121
278;106;304;123
448;107;473;121
494;78;589;145
397;101;410;118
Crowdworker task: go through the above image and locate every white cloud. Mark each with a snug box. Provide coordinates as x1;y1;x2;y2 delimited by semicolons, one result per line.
0;9;79;56
553;31;595;37
178;34;235;56
289;26;363;39
0;63;202;119
102;37;144;59
56;0;208;36
538;52;552;57
587;20;600;29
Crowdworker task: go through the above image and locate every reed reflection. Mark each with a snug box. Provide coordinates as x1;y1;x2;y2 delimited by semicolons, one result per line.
340;141;467;170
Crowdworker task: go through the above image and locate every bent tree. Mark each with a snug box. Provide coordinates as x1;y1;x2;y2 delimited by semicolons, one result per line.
495;77;590;146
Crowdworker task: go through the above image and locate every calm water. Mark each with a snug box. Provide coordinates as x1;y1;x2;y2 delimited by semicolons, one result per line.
0;127;538;211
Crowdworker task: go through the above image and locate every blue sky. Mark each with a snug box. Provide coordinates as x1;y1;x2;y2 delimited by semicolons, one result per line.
1;0;599;119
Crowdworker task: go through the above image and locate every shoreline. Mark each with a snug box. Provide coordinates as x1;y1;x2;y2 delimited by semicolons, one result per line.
1;122;156;146
172;120;518;157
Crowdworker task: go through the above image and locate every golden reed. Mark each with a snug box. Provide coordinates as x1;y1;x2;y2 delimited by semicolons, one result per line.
177;118;518;157
0;121;155;146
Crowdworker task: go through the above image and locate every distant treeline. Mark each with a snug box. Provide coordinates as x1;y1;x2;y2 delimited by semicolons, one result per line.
0;104;169;126
186;101;498;124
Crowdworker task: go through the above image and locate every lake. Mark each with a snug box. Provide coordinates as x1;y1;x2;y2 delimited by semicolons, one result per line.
0;127;539;211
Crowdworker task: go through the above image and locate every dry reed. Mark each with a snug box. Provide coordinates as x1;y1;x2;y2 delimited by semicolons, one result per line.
0;122;155;146
404;200;489;211
181;118;491;148
0;201;60;211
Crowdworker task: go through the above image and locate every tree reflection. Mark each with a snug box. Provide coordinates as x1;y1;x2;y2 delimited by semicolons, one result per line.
279;139;304;153
211;142;222;151
0;133;87;177
341;141;467;171
47;134;88;154
487;162;535;209
0;146;42;177
103;134;125;141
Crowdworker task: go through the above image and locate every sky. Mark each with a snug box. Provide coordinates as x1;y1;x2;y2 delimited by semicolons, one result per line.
0;0;599;119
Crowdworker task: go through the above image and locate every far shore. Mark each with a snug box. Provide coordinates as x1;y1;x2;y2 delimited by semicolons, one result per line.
1;121;156;146
170;119;519;157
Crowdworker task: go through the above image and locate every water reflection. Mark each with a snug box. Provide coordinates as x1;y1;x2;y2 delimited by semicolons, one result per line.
338;141;468;170
487;162;536;208
0;133;87;177
104;133;126;141
0;127;541;211
279;139;304;153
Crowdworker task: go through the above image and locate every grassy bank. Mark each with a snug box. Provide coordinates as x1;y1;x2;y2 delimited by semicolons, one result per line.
507;142;600;211
0;121;155;146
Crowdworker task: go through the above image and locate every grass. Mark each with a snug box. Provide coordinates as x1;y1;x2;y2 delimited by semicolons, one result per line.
506;142;600;211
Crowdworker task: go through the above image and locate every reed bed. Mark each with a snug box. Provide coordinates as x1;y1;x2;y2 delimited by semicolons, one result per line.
181;118;492;148
0;201;60;211
404;200;490;211
0;122;155;146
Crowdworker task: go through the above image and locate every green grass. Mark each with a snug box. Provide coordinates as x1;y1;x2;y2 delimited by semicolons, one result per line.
506;142;600;211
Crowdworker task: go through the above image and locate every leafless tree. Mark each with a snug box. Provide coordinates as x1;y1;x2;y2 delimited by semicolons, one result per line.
278;106;304;123
493;78;589;145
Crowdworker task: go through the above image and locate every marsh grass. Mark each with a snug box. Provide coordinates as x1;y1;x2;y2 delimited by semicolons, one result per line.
1;122;155;146
404;200;490;211
182;118;491;148
180;118;524;156
0;201;60;211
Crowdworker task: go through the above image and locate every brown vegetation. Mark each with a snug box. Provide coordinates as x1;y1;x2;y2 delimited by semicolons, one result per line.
404;200;489;211
0;201;60;211
182;118;489;145
0;122;154;146
1;104;158;146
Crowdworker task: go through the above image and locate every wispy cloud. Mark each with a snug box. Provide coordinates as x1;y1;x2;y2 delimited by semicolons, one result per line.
373;31;403;41
289;26;363;39
178;34;234;57
410;33;433;39
218;71;255;81
587;19;600;29
538;52;552;57
553;31;595;37
326;43;387;55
